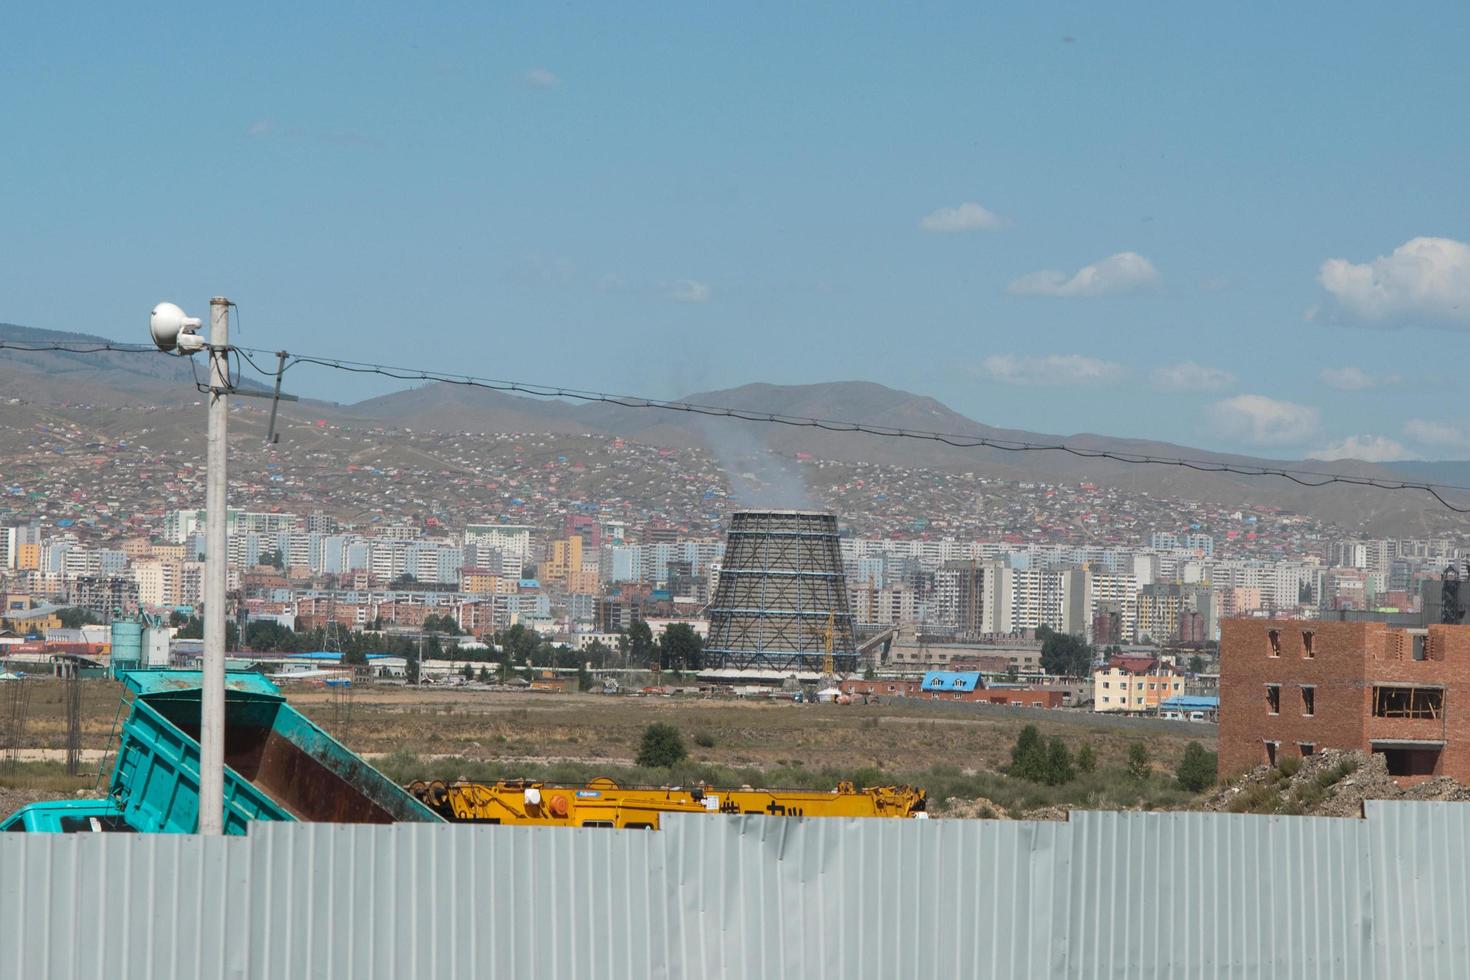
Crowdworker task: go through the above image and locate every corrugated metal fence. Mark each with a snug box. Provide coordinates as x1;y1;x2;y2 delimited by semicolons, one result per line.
0;803;1464;979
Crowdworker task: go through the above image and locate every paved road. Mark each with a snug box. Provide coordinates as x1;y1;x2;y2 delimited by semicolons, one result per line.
867;696;1219;737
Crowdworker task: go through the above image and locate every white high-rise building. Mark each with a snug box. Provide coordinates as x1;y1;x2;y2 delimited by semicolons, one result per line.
977;560;1012;635
464;525;533;578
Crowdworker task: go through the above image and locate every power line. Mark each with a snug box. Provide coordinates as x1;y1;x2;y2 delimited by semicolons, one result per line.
6;337;1470;513
0;340;160;355
247;345;1470;514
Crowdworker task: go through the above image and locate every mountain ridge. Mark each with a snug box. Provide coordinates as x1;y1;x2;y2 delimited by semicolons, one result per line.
2;322;1467;534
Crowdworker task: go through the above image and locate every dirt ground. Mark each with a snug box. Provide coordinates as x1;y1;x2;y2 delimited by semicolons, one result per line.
282;683;1215;775
0;679;1216;798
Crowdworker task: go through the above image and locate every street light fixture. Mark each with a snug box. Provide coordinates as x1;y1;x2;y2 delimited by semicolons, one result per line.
151;297;232;835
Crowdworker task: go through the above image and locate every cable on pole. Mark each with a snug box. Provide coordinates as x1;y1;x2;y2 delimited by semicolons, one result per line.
5;338;1470;513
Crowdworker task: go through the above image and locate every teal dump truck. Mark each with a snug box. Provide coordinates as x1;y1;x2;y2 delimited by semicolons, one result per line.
1;670;441;833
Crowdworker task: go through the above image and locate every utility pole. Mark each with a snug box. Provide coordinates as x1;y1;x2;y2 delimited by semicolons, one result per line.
199;296;231;836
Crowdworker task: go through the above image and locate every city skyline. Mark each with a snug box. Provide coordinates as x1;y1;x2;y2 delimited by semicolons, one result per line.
3;5;1469;461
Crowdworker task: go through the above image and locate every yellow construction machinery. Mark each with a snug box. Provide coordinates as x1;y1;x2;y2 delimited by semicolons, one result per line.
407;776;927;829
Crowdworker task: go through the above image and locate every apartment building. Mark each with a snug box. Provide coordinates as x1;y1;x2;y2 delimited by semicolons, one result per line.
1220;619;1470;783
1092;656;1184;713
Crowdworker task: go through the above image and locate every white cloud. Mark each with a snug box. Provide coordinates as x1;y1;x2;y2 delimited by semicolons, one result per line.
1319;366;1375;391
1008;252;1160;297
1319;236;1470;324
524;67;560;89
246;119;274;137
670;280;711;303
1404;419;1470;455
981;354;1125;386
920;202;1004;233
1207;394;1321;446
1307;435;1416;463
1150;361;1235;393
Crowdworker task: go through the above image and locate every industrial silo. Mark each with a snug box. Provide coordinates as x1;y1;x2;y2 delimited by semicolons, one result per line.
705;510;858;673
110;618;143;678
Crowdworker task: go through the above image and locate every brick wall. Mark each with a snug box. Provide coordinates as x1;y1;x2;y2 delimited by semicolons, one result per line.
1221;618;1470;783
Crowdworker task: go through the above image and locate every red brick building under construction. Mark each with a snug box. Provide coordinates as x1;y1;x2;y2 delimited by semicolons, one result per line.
1220;619;1470;784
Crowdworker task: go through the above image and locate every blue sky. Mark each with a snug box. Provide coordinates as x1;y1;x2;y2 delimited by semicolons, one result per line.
3;4;1469;461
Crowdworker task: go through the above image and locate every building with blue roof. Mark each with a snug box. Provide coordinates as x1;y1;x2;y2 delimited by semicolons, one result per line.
1157;695;1219;722
921;671;984;693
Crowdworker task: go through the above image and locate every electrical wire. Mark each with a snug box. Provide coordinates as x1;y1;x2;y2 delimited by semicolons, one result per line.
5;338;1470;513
0;340;160;355
239;345;1470;514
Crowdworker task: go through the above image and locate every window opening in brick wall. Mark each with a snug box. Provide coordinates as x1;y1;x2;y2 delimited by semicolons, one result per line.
1265;741;1278;766
1377;746;1441;777
1299;743;1315;756
1372;686;1442;719
1302;630;1315;658
1268;629;1281;658
1301;686;1315;716
1266;684;1281;715
1412;634;1427;661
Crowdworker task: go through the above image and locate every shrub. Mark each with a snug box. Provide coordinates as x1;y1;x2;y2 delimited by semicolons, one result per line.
1006;725;1049;782
1076;745;1097;775
1044;738;1075;786
1175;741;1218;792
692;731;716;749
1006;726;1075;786
635;723;688;768
1277;756;1302;778
1126;743;1151;781
1314;760;1357;789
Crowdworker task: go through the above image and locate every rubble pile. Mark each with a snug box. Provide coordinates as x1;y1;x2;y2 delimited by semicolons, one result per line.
939;796;1013;820
1202;748;1470;817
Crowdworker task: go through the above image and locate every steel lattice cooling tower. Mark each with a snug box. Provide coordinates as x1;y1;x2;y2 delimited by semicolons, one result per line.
706;510;858;672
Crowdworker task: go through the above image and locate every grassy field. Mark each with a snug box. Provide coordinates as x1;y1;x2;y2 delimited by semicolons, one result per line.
0;679;1219;815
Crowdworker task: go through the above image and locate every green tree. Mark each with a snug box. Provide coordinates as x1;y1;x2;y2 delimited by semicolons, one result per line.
627;620;656;668
1006;725;1049;782
1127;742;1151;781
258;548;285;571
1187;655;1206;675
635;723;687;768
498;623;541;664
658;622;703;671
176;615;239;649
461;663;474;681
244;620;299;653
406;645;421;685
1006;726;1076;785
1175;741;1218;792
1077;744;1098;775
56;607;100;629
862;665;876;681
577;664;594;691
424;614;462;636
1040;630;1094;677
1044;738;1075;786
585;638;613;668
